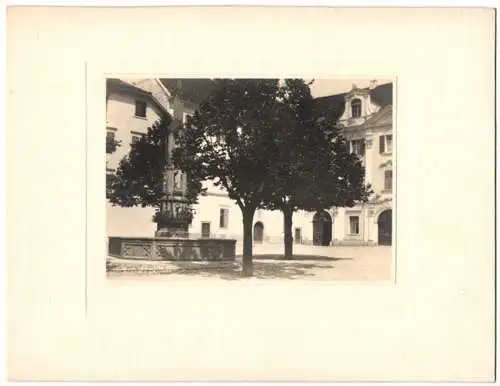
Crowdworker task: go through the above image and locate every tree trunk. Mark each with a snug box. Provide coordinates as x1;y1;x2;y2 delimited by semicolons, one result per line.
241;206;256;277
283;205;294;259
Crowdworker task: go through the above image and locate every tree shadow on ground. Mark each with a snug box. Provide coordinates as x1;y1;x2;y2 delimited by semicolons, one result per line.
245;254;353;261
106;254;350;280
168;260;336;280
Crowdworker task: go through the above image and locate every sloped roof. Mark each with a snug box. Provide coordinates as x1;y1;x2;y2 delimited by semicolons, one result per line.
107;78;170;114
313;92;347;121
312;82;393;119
369;82;393;106
360;104;392;128
106;78;152;97
113;78;393;120
159;79;218;105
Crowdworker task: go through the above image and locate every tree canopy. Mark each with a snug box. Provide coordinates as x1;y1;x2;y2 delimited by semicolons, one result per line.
106;113;204;208
173;78;371;274
260;79;372;257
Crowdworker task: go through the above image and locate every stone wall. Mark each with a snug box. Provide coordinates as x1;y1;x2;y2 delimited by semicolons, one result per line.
108;237;236;261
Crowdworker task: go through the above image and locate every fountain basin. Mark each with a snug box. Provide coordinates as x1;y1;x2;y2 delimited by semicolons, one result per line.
108;236;236;261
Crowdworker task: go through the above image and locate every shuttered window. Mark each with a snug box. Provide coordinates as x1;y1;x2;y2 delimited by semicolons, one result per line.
379;134;393;154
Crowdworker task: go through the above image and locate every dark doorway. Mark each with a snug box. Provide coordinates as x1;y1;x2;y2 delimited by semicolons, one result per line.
313;211;333;246
377;210;392;245
253;222;264;243
294;228;302;244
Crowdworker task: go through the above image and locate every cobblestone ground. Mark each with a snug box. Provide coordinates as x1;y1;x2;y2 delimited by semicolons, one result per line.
107;244;392;281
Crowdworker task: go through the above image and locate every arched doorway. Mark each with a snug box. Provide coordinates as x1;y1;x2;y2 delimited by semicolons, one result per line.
253;222;264;243
313;211;332;246
377;210;392;246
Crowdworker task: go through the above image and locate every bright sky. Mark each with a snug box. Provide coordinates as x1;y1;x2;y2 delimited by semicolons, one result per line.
308;78;393;98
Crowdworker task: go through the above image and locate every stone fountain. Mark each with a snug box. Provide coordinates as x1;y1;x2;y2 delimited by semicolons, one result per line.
108;80;236;261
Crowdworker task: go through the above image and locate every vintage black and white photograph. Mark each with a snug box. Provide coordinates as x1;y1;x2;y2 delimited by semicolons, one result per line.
106;78;394;280
6;5;496;382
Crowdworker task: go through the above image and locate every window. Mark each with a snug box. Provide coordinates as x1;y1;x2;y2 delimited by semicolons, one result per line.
134;100;147;118
106;168;116;191
351;98;362;118
350;139;365;156
131;135;141;144
106;130;117;154
294;228;302;244
349;216;360;235
201;222;211;238
379;134;393;154
386;135;393;153
384;170;393;191
183;113;193;124
219;208;229;229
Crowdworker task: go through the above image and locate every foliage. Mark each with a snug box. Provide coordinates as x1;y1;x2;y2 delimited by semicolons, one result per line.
152;208;194;224
173;79;287;208
106;113;205;208
173;79;291;275
264;79;371;212
173;78;372;266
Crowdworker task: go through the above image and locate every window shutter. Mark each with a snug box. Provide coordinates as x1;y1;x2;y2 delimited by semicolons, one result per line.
361;140;366;156
379;135;385;154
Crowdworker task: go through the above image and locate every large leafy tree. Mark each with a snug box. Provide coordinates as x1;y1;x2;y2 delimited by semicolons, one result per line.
264;79;372;258
107;113;204;209
173;79;290;277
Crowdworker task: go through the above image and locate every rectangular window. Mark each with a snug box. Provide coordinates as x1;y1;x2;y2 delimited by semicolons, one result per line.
134;100;147;118
350;139;365;156
106;131;117;154
386;134;393;153
106;168;115;191
379;134;393;154
384;170;393;191
131;135;141;144
351;99;362;118
294;228;302;244
349;216;360;235
201;222;211;238
219;208;229;229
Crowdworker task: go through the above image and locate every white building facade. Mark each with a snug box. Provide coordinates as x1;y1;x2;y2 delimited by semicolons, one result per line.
106;79;393;246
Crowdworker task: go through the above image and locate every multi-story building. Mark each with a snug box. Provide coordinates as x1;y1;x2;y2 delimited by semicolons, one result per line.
106;78;393;246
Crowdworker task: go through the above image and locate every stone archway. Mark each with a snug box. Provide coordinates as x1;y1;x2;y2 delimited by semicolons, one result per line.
313;211;333;246
377;209;392;246
253;221;264;243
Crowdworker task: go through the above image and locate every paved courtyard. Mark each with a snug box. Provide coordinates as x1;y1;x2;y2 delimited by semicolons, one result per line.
107;244;392;281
